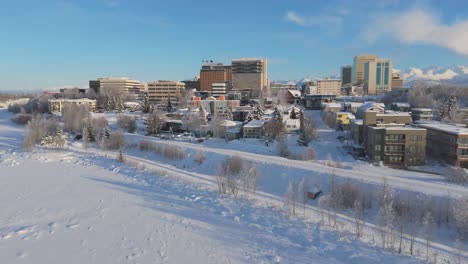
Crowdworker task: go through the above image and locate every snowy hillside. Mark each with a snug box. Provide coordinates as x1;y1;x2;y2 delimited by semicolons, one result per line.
1;108;467;263
401;65;468;87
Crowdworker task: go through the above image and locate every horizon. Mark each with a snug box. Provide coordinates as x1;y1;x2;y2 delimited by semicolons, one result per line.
1;0;468;91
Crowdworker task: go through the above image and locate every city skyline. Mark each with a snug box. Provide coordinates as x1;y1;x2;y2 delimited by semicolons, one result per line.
1;0;468;91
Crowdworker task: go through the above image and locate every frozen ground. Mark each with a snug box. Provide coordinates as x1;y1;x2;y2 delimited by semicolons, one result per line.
0;108;466;263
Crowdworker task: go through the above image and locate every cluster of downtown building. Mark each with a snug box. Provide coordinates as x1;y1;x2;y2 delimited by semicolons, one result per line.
46;55;467;169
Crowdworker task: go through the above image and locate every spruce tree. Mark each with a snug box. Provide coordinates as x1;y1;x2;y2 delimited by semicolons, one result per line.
167;96;173;113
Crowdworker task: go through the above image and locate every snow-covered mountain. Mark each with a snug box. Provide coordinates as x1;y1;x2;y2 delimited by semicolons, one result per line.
401;65;468;87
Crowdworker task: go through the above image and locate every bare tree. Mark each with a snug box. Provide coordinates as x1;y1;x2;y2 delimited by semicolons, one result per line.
146;110;166;135
240;161;259;198
423;211;435;260
452;195;468;240
117;115;137;133
352;199;365;238
298;177;309;216
108;129;126;150
284;180;299;217
62;104;90;133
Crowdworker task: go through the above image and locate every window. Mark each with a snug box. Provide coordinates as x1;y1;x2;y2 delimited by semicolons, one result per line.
375;145;381;151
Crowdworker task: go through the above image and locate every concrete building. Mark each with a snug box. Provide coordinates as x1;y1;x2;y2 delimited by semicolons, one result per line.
270;83;297;96
341;65;352;85
364;59;393;95
89;77;141;101
317;78;342;95
199;63;231;93
48;98;97;113
211;83;227;98
392;72;404;89
182;79;200;91
147;81;185;104
243;120;267;138
416;122;468;168
411;108;434;121
231;58;268;98
366;126;427;167
189;96;240;116
302;95;336;110
352;54;377;84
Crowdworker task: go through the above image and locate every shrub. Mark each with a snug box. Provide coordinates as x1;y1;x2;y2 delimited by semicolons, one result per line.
107;130;126;150
194;151;206;165
62;104;90;133
117;115;137;133
139;139;155;152
162;145;184;160
11;113;33;125
23;116;59;151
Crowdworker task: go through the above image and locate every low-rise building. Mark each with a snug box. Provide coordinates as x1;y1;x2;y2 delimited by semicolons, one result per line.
284;90;301;104
411;108;434;121
416;122;468;168
48;98;97;113
270;83;297;96
302;95;336;110
189;96;241;116
386;102;411;112
366;126;426;167
211;83;227;98
243;120;267;138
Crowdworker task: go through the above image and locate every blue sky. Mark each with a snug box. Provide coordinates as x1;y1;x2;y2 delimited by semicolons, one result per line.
1;0;468;91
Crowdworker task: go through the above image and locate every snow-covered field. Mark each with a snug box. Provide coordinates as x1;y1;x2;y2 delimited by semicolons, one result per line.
0;108;466;263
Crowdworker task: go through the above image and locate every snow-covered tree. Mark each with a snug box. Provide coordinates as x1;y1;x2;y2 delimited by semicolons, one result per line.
107;96;116;111
146;110;165;135
284;180;299;217
41;127;68;148
142;94;153;114
252;105;263;120
167;96;173;113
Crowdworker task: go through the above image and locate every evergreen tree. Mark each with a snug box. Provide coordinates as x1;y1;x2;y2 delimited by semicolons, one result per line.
167;96;173;113
290;108;297;119
142;94;151;114
107;97;116;111
448;95;457;120
116;96;124;113
252;105;263;120
101;125;110;147
273;107;283;122
87;123;95;142
198;105;207;125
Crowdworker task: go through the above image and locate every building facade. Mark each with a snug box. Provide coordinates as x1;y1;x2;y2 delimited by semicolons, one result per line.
366;126;426;167
270;83;297;96
341;65;352;85
147;81;185;104
316;78;342;95
243;120;267;138
48;98;97;113
364;59;393;95
352;54;377;84
391;72;404;89
416;122;468;168
89;77;141;100
231;58;268;98
199;63;231;93
211;82;227;97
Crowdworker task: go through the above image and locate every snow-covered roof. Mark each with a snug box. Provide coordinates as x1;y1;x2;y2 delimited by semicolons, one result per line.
390;102;411;107
244;120;267;128
287;90;301;97
284;119;300;126
416;122;468;135
323;103;341;108
219;120;239;127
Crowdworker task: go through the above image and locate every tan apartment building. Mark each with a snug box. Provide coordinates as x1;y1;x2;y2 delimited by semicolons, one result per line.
416;122;468;168
90;77;141;100
211;83;227;98
199;63;231;93
366;126;426;167
48;98;97;113
231;58;268;98
392;72;404;89
352;54;377;84
364;59;393;95
316;78;341;95
147;81;185;104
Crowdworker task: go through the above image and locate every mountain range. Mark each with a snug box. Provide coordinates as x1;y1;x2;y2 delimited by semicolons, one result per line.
272;65;468;88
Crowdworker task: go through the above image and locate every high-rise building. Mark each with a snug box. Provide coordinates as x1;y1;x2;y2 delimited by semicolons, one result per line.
352;54;377;84
364;59;393;95
199;63;231;93
341;65;352;85
89;77;141;100
231;58;268;98
391;72;404;89
147;80;185;104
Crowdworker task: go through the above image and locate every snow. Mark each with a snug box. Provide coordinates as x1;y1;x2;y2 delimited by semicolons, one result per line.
0;108;467;263
402;65;468;87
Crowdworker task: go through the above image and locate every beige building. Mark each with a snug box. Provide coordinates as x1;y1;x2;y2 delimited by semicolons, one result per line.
90;77;141;100
270;83;297;96
316;78;342;95
243;120;267;138
364;59;393;95
147;81;185;104
352;54;377;84
211;82;227;97
48;98;97;113
391;72;404;89
231;58;268;98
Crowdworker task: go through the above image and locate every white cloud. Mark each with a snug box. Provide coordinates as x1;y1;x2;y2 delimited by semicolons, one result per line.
285;11;307;26
284;11;342;32
363;8;468;56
